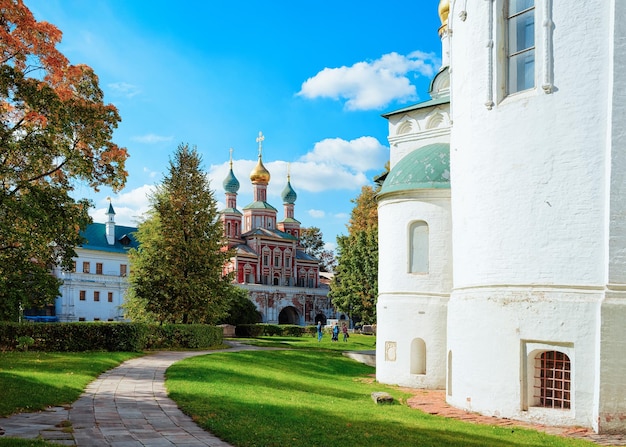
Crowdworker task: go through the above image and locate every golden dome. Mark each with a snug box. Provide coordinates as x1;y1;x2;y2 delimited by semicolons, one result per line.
250;156;270;184
438;0;449;36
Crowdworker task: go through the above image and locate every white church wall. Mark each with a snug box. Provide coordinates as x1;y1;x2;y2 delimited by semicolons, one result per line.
447;1;622;432
447;288;601;428
377;190;451;388
387;109;450;169
451;1;608;288
376;295;447;389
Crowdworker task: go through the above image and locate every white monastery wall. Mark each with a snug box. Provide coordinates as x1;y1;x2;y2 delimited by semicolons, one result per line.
377;191;451;388
451;2;609;287
378;192;452;294
387;110;450;169
447;289;600;428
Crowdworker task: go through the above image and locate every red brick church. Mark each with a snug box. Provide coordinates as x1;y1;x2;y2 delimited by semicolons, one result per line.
220;132;335;325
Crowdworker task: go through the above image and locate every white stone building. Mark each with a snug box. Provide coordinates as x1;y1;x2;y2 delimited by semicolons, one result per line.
376;0;626;434
54;203;137;322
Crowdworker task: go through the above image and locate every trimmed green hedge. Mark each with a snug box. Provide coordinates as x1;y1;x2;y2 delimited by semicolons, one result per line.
0;322;223;352
235;324;314;338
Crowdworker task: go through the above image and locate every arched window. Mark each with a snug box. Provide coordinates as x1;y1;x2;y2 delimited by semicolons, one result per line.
533;350;571;409
410;338;426;375
409;221;429;273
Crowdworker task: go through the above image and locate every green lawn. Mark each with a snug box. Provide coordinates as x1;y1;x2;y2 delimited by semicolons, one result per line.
0;351;140;417
0;338;599;447
166;341;595;447
233;332;376;351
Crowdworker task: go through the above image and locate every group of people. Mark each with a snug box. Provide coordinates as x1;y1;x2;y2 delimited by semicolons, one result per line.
317;321;349;342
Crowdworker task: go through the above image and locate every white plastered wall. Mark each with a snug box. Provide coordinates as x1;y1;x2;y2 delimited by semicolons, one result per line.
447;1;620;431
377;190;451;388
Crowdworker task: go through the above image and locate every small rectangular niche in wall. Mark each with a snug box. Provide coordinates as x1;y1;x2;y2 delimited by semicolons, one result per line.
385;341;397;362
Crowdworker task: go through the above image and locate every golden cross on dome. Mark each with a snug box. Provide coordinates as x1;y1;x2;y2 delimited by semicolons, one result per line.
229;147;234;167
287;162;291;180
256;131;264;157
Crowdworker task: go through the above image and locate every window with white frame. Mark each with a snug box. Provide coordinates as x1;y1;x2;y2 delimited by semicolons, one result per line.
507;0;535;94
409;221;429;273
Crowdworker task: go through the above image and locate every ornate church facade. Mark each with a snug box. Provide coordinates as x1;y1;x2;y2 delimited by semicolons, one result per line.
376;0;626;434
220;133;334;325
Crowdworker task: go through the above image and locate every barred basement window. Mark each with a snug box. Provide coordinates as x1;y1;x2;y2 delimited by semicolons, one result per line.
534;350;571;409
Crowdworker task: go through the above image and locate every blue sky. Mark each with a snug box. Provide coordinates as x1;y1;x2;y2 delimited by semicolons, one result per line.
27;1;443;249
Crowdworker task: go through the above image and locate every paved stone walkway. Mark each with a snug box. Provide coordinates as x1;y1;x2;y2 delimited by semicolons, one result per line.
0;343;263;446
1;343;625;446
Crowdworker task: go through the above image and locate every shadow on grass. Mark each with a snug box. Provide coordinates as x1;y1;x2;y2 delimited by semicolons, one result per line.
174;389;568;447
167;350;376;403
0;372;79;416
167;350;592;447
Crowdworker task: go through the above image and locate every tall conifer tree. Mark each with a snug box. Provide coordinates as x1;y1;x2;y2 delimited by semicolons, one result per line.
126;144;233;324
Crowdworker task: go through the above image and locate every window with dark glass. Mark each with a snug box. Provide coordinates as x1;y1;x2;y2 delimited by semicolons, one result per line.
507;0;535;94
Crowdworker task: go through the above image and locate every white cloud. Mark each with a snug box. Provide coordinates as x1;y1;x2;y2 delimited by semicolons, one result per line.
108;81;141;98
308;209;326;218
90;185;154;227
297;51;439;110
143;167;159;178
131;134;174;144
207;136;387;196
300;136;387;172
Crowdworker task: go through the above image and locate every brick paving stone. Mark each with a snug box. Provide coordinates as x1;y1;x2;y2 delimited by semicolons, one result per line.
403;388;626;446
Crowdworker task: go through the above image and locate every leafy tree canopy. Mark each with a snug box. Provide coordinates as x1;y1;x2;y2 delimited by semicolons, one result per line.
299;227;336;273
0;0;128;320
329;185;379;324
124;144;237;325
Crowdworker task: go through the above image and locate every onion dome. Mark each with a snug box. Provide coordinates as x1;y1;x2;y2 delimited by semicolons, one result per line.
223;165;240;193
250;156;270;184
250;131;271;184
223;149;240;193
438;0;449;36
281;175;297;204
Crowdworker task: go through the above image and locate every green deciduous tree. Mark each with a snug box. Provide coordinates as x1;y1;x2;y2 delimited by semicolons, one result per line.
124;144;235;324
299;226;336;272
0;0;128;320
329;186;378;324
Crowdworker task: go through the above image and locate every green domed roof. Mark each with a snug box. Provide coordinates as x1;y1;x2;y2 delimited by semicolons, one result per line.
281;177;297;204
223;166;240;193
380;143;450;195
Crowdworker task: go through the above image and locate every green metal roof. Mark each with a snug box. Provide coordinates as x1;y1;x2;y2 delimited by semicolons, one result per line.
242;201;278;211
220;207;242;215
381;96;450;118
80;223;138;253
379;143;450;196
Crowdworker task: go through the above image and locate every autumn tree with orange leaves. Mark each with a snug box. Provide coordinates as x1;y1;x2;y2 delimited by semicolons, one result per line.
0;0;128;320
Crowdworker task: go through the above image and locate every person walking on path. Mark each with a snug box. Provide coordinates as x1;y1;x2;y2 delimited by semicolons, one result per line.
317;321;323;342
331;323;339;342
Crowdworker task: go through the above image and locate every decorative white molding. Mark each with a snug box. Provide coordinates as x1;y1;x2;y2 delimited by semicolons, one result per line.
485;0;495;109
542;0;554;93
